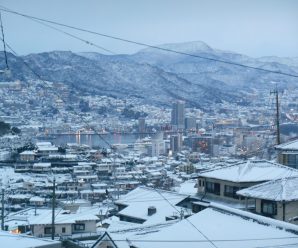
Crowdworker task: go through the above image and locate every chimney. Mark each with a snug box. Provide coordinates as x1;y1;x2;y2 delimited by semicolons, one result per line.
148;206;157;216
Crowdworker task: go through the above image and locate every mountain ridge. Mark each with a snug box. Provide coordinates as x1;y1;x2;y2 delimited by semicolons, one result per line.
0;41;297;107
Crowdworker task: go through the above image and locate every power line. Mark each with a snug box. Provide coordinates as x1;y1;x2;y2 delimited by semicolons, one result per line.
104;237;298;243
2;35;121;202
0;234;296;244
0;10;9;70
151;187;219;248
253;242;298;248
21;13;115;55
0;6;298;79
2;38;114;150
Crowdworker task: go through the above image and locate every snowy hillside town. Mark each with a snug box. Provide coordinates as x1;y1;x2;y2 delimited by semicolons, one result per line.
0;0;298;247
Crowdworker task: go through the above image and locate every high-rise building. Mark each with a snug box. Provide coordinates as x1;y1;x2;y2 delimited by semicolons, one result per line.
171;100;185;129
170;134;182;153
138;117;146;133
185;117;196;131
151;132;165;157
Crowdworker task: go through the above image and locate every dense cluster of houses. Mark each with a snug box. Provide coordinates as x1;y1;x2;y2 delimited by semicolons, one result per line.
2;139;298;247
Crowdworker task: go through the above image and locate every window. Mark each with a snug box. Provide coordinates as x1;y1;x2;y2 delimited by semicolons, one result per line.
261;200;277;216
62;227;66;233
44;227;53;235
206;182;220;195
288;154;296;166
224;185;239;199
74;223;85;231
199;180;201;187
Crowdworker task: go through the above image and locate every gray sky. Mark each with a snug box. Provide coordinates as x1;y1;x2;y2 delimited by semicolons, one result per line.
0;0;297;57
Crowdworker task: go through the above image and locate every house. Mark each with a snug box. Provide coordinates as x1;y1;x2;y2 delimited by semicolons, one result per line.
11;207;99;238
113;186;190;225
7;194;32;205
197;160;298;208
237;176;298;224
32;163;51;173
36;142;58;157
29;196;46;207
14;162;32;173
0;230;61;248
91;203;298;248
275;139;298;168
19;150;36;161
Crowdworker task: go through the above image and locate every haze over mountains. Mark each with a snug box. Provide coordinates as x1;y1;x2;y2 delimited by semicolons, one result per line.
1;41;298;107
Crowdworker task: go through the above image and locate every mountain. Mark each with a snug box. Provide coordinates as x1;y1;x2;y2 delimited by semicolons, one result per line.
0;51;238;108
0;41;297;108
131;41;298;91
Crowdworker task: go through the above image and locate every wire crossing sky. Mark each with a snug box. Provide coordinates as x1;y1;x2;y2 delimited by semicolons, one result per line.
0;0;297;57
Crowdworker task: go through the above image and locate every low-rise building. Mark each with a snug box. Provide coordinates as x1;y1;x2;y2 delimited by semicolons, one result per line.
19;150;36;161
91;203;298;248
197;160;298;208
275;139;298;168
237;176;298;224
15;207;99;238
114;186;189;225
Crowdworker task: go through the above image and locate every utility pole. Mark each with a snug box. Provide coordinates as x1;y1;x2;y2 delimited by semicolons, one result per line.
1;188;4;231
270;88;281;145
51;178;56;240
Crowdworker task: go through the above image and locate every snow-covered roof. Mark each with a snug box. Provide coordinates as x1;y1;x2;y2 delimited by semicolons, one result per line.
97;203;298;248
30;196;45;202
198;160;298;183
20;150;35;155
114;186;188;225
237;176;298;202
275;139;298;151
176;179;197;195
0;230;60;248
36;142;52;147
38;146;58;151
26;207;99;225
33;162;51;167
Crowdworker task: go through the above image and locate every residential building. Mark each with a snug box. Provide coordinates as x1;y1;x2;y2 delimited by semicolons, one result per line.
275;139;298;168
25;207;99;238
91;203;298;248
197;160;298;208
113;186;189;225
19;150;36;161
237;176;298;224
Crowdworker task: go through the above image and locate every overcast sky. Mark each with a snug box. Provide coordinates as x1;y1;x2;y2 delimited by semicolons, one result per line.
0;0;297;57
